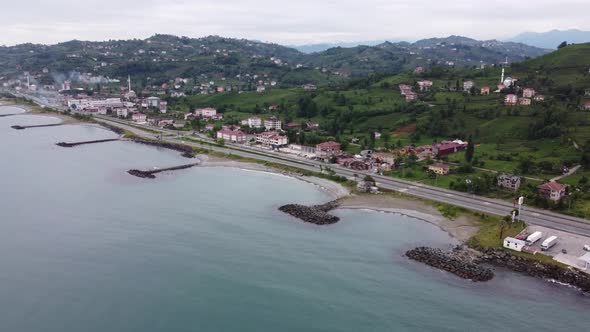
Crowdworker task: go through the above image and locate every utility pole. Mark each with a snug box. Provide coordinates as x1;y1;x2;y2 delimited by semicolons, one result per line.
517;196;524;225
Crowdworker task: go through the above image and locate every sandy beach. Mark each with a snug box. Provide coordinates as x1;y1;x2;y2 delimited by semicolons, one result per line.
339;194;481;242
197;154;351;199
0;101;80;124
197;154;478;242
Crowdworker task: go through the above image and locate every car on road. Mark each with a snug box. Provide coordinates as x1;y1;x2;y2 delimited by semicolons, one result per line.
583;245;590;252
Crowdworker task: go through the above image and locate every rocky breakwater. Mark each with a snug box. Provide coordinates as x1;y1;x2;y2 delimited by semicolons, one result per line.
279;200;341;225
127;162;200;179
406;246;494;282
56;138;119;147
478;248;590;292
129;138;195;158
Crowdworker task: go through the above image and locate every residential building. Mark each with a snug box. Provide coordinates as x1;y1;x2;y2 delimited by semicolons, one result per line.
255;131;288;147
414;66;424;74
519;98;532;106
480;86;490;95
216;129;247;143
316;141;341;158
428;164;450;175
522;88;536;98
584;102;590;111
463;80;474;92
116;108;129;118
405;91;418;102
131;112;147;123
306;122;319;130
285;122;301;130
537;182;567;202
256;85;266;93
195;107;217;118
303;84;317;91
264;117;282;130
534;95;545;102
497;175;521;191
504;94;518;105
432;141;466;157
417;80;433;91
146;96;160;108
173;121;186;129
158;101;167;113
399;84;413;95
241;116;262;128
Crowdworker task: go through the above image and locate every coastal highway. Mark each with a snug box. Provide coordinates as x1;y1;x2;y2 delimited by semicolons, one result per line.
4;88;589;237
92;116;590;237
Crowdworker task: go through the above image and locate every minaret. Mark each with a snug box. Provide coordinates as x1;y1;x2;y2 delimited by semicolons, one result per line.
500;67;505;84
127;75;131;92
27;74;30;89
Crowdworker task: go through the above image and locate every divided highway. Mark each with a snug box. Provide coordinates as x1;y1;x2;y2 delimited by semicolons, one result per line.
93;115;590;237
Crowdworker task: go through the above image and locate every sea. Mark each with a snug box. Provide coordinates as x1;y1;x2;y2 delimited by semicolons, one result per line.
1;106;589;331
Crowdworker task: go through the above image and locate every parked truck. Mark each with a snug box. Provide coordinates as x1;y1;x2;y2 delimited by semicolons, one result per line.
526;231;543;245
541;236;558;251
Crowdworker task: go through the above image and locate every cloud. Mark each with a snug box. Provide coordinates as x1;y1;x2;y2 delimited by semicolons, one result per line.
0;0;588;45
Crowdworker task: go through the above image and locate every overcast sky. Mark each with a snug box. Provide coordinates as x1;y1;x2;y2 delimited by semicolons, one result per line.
1;0;588;46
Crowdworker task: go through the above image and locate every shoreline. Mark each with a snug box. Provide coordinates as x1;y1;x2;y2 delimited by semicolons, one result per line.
8;108;472;242
0;102;81;124
338;195;480;242
197;154;351;200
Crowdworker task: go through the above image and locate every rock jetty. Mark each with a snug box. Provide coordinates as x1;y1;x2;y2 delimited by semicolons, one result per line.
478;248;590;292
279;200;341;225
56;138;119;147
130;138;195;158
406;247;494;282
127;162;199;179
11;123;63;130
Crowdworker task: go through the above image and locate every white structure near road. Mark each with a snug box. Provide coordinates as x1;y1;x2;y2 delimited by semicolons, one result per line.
578;253;590;270
503;237;526;252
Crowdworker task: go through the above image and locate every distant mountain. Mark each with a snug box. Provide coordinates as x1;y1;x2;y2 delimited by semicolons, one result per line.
507;29;590;49
0;34;550;87
305;36;549;78
291;40;390;54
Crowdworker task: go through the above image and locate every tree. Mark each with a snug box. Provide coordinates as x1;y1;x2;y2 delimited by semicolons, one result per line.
557;41;568;49
465;134;474;163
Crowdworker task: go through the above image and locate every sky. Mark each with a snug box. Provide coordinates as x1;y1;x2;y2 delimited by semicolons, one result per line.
1;0;588;46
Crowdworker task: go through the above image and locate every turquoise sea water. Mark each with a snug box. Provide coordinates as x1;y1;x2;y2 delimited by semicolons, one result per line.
1;109;589;331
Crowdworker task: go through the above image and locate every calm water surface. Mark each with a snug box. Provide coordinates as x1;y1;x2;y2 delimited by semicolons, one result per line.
1;108;589;331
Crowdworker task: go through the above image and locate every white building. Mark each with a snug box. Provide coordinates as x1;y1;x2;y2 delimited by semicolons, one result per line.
264;117;282;130
463;80;474;92
116;108;129;118
255;131;288;147
241;116;262;128
146;96;160;108
503;237;526;252
132;112;147;124
216;129;247;143
195;107;217;118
